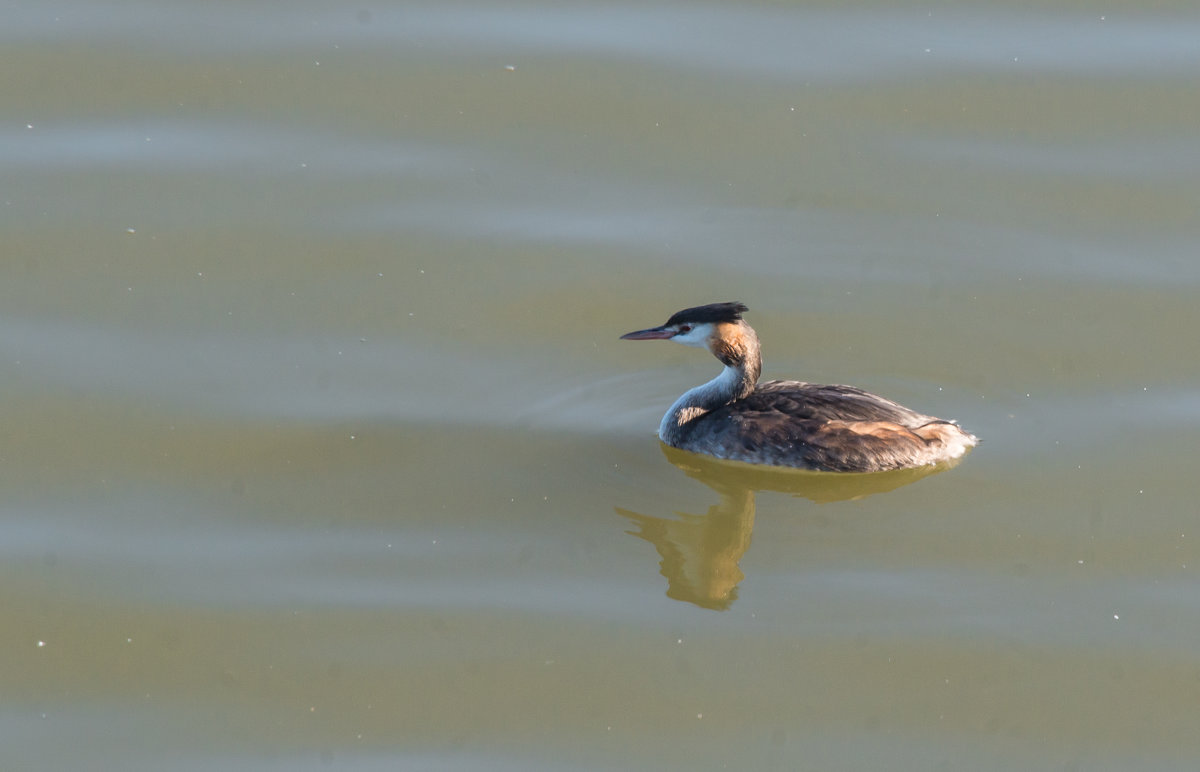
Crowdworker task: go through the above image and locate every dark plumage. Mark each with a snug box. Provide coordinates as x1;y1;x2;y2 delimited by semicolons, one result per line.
665;302;748;327
679;381;967;472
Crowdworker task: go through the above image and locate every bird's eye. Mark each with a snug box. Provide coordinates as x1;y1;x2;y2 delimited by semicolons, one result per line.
678;324;692;333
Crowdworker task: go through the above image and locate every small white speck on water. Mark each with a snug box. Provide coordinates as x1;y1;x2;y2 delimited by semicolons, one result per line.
504;64;516;71
349;435;355;440
37;640;46;648
1113;614;1120;620
125;227;136;234
27;123;34;129
696;713;703;720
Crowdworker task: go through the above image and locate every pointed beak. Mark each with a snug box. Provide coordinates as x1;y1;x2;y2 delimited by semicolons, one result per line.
620;325;676;341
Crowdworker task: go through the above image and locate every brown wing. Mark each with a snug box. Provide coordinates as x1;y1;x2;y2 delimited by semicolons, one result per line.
745;381;939;426
683;382;949;471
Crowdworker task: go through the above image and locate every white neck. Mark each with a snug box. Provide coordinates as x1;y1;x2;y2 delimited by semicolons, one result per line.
658;365;751;445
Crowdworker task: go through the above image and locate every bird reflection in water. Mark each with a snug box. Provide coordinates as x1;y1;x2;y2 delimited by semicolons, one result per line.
617;444;961;610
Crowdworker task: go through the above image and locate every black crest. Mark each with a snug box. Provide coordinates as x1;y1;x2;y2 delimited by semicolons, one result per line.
665;302;749;327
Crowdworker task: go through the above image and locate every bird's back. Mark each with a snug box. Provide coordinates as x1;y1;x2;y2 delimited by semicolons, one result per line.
673;380;975;472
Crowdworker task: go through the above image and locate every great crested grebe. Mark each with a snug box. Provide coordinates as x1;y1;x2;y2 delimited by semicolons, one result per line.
621;302;977;472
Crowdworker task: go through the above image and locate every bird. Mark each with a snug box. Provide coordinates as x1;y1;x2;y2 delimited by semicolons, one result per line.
620;302;977;472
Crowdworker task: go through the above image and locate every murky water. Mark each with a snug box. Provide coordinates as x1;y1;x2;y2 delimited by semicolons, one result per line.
4;1;1200;769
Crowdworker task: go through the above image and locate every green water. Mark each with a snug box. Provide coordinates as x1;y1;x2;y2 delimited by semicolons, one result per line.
4;2;1200;770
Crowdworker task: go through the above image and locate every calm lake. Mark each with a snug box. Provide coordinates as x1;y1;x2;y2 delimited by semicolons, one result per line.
4;1;1200;769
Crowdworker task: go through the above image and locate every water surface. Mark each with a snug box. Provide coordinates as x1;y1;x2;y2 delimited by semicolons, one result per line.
4;1;1200;769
